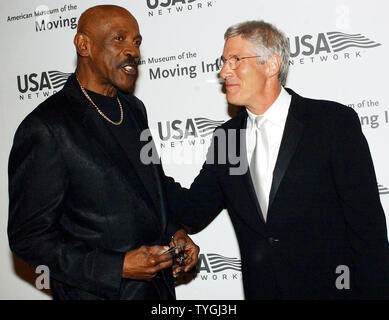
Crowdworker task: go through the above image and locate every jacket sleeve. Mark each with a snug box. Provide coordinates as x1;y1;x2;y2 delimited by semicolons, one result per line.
8;114;125;299
162;133;226;230
331;107;389;298
133;94;225;232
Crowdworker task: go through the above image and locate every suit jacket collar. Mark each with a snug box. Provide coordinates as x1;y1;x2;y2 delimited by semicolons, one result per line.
61;74;166;232
222;112;267;233
268;89;304;217
229;88;304;227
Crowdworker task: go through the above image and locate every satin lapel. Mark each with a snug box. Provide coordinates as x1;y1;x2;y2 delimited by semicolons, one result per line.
64;76;162;228
64;75;128;173
118;93;167;234
268;97;304;212
152;164;168;235
103;100;163;226
227;112;266;232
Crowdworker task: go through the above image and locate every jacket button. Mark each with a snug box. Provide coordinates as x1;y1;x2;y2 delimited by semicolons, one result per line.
268;237;280;245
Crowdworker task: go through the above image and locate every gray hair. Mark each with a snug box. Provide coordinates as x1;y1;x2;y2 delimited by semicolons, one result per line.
224;20;290;86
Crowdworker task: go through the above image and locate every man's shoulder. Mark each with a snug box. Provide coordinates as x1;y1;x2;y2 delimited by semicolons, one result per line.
288;88;358;121
18;89;69;130
219;110;246;130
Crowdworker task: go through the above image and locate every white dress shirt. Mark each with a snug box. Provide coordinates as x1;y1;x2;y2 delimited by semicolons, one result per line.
246;87;291;215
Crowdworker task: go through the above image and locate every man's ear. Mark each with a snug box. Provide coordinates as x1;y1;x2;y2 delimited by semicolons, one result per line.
74;33;91;57
266;54;281;79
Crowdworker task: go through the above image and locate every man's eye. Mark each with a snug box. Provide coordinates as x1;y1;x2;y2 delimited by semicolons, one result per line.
133;40;142;46
114;36;124;41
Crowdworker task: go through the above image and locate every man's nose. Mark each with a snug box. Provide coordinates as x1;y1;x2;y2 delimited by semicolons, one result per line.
123;45;139;59
219;62;232;80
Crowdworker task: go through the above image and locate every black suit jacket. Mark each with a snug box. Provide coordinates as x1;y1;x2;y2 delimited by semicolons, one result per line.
166;88;389;299
8;74;178;300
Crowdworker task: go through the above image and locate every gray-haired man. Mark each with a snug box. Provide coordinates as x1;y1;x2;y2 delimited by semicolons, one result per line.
166;20;389;299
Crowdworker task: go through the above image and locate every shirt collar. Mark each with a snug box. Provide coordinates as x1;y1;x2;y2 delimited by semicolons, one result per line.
246;87;291;127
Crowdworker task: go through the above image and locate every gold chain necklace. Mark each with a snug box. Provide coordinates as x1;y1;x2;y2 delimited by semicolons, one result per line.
76;77;123;126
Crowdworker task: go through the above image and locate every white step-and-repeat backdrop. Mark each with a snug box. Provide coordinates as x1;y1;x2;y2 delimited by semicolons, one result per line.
1;0;388;299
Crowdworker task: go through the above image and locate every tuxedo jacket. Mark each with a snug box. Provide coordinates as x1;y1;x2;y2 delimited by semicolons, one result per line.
166;88;389;299
8;74;178;300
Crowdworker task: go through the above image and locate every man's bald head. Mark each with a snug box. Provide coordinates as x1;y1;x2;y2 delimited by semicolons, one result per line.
74;5;142;96
77;5;136;37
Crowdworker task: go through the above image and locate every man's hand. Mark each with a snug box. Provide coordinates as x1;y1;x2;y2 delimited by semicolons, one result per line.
171;229;200;276
122;245;173;281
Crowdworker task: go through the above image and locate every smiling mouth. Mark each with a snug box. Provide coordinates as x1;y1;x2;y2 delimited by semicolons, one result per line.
121;64;137;76
225;83;239;90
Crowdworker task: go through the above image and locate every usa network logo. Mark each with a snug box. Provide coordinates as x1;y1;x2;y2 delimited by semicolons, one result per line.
197;253;242;281
146;0;217;17
379;184;389;195
288;31;382;65
158;117;224;148
17;70;71;101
